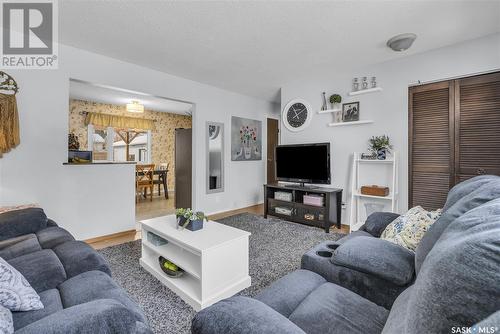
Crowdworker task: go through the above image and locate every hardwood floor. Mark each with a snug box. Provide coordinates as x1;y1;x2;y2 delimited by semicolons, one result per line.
87;203;349;250
136;192;175;221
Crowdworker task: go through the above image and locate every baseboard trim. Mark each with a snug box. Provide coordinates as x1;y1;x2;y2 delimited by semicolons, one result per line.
207;203;264;220
85;229;136;244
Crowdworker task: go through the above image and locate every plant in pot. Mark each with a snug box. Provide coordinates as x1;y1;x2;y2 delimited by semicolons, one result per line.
329;94;342;110
368;135;393;160
176;208;207;231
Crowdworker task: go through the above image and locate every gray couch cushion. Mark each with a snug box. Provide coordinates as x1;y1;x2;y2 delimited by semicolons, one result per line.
289;283;389;334
443;175;499;212
192;296;306;334
331;236;415;286
58;270;147;324
53;241;111;278
301;240;406;309
15;299;147;334
362;212;401;237
383;198;500;333
35;226;74;249
8;249;66;292
331;230;373;245
13;289;63;330
415;176;500;273
0;235;41;261
255;269;326;318
0;209;47;241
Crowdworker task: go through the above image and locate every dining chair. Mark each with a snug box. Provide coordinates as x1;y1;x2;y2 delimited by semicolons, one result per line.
136;164;155;202
154;163;169;199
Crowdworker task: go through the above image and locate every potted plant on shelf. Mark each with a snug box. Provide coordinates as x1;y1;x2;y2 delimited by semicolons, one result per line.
368;135;393;160
175;208;207;231
329;94;342;110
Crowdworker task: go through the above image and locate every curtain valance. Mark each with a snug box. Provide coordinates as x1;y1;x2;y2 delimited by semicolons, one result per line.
84;112;155;130
0;94;20;157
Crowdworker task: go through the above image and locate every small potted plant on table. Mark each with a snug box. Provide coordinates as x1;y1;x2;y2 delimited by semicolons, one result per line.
176;208;207;231
368;135;393;160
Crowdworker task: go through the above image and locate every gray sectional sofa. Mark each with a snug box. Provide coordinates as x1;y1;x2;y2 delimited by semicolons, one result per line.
301;174;500;308
0;208;151;334
192;175;500;334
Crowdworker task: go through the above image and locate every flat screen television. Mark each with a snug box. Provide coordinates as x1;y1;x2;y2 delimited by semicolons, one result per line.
275;143;331;185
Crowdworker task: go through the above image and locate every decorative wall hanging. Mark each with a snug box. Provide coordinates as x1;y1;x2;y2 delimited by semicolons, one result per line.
0;71;20;158
231;116;262;161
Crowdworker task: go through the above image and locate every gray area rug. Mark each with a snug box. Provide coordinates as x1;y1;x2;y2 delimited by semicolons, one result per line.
98;213;345;334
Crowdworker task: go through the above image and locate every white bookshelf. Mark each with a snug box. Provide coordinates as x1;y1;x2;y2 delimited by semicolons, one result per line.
349;152;398;232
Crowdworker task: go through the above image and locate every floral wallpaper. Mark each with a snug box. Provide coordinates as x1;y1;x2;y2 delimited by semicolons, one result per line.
69;99;192;190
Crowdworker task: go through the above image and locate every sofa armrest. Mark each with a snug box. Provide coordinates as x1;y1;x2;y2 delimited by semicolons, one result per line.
0;208;48;241
15;299;151;334
331;236;415;286
362;212;400;237
192;296;306;334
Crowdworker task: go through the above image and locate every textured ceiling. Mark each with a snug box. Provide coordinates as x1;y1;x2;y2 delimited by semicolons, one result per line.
60;1;500;102
69;80;193;115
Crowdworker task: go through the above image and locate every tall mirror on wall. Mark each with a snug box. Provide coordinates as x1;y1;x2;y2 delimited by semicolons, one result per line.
207;122;224;193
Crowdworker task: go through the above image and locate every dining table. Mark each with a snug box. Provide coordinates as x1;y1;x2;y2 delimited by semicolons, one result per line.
136;168;169;199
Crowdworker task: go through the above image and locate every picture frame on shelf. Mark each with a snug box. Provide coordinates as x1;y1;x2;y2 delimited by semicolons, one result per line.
342;102;360;122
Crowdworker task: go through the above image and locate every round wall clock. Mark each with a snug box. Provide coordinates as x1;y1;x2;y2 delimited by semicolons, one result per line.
282;99;313;132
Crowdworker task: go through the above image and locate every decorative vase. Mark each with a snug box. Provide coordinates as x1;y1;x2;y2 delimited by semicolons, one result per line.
321;92;327;111
334;110;342;123
177;216;204;231
331;102;340;111
377;148;387;160
362;77;368;90
244;146;251;159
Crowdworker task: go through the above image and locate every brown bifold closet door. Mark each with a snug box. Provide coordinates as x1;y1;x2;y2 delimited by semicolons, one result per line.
454;72;500;183
409;81;454;210
409;71;500;211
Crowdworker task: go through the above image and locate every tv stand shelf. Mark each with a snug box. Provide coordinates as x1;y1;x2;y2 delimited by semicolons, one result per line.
264;183;343;232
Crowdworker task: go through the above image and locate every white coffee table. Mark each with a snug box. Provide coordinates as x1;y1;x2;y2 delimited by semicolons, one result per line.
139;215;251;311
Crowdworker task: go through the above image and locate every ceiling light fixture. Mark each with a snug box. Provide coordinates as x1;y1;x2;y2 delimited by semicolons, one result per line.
126;100;144;113
387;33;417;52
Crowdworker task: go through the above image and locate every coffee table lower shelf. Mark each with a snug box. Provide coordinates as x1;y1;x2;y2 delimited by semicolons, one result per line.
140;256;201;308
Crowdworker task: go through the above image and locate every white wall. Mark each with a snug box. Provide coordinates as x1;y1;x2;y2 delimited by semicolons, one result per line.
0;44;278;240
280;34;500;224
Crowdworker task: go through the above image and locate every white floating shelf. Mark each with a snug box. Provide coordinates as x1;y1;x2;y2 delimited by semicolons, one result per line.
356;159;394;163
328;120;374;127
318;108;341;114
353;191;395;200
348;87;383;96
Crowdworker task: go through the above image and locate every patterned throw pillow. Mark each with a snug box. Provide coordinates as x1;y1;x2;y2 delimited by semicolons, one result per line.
0;305;13;334
381;206;442;251
0;257;43;311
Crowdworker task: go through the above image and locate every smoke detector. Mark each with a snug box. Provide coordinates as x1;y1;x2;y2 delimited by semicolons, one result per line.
387;33;417;52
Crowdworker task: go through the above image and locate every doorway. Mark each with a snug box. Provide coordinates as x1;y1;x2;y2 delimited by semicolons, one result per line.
68;79;194;222
267;118;279;184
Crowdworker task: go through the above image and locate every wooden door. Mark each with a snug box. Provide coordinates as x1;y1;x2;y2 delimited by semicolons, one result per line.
454;72;500;182
267;118;279;184
175;128;192;208
409;81;454;210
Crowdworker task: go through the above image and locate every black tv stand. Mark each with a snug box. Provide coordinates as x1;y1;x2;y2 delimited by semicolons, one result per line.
264;183;343;232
